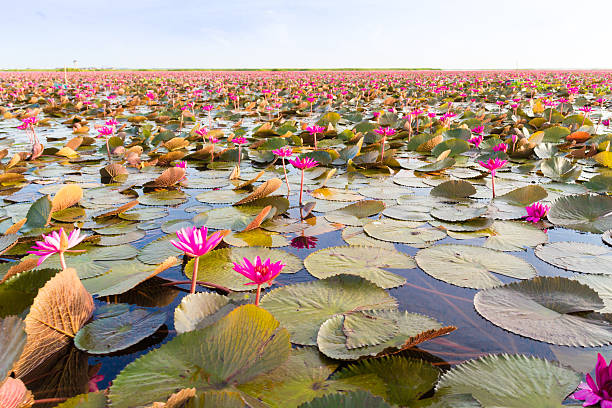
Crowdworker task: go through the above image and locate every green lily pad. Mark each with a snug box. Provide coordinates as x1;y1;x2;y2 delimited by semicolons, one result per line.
364;220;446;247
108;305;291;407
547;194;612;233
75;307;166;354
436;354;580;408
138;190;187;206
138;234;184;265
430;180;476;199
223;229;289;247
317;309;455;360
0;315;26;380
495;185;548;206
534;241;612;274
431;205;487;222
304;246;414;289
298;390;391;408
186;247;302;291
474;276;612;346
341;226;396;250
119;207;168;221
540;157;581;182
482;221;549;251
174;292;250;334
201;205;276;231
415;244;536;289
0;268;59;318
572;274;612;313
324;200;386;226
54;392;107;408
261;275;397;346
196;189;248;204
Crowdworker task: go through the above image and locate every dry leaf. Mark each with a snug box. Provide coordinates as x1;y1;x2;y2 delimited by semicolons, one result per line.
56;147;78;158
229;165;240;180
0;378;34;408
234;178;282;205
5;218;27;235
100;163;128;179
94;200;139;218
51;185;83;213
242;205;273;232
14;268;94;378
163;137;190;151
65;137;83;151
144;167;186;188
0;258;38;284
232;170;265;190
7;154;21;169
146;388;196;408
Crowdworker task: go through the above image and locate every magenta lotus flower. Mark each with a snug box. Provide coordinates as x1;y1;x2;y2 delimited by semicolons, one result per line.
572;353;612;407
471;126;484;135
195;127;208;138
97;126;113;136
524;202;550;223
468;134;483;148
209;136;219;144
374;127;396;162
232;256;286;305
202;105;214;112
478;158;507;198
232;137;248;166
273;147;293;193
306;125;326;150
493;143;508;153
105;118;119;127
28;228;87;270
176;161;186;168
289;157;318;206
170;226;225;294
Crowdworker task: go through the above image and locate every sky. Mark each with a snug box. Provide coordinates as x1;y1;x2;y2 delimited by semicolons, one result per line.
3;0;612;70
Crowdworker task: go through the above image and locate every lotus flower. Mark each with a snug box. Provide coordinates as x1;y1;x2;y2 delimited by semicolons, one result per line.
468;134;483;148
306;125;326;150
374;126;396;161
28;228;87;270
97;126;113;136
478;158;507;198
232;137;248;166
289;157;319;206
524;202;550;223
176;161;186;168
273;147;293;193
493;143;508;153
170;227;225;294
572;353;612;407
232;256;286;305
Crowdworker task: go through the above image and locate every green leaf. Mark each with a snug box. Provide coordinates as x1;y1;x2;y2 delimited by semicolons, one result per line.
186;247;302;291
534;241;612;274
364;220;446;247
548;194;612;233
317;310;455;360
75;307;166;354
495;185;548;206
415;244;536;289
174;292;250;334
0;315;26;380
261;275;397;346
540;157;581;182
436;354;580;408
0;268;59;318
324;200;385;226
54;392;107;408
304;246;414;289
108;305;291;408
298;390;391;408
23;195;52;231
474;277;612;346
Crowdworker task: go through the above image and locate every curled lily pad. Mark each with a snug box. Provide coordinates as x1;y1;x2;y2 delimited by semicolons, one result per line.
108;305;291;407
572;274;612;313
261;275;397;345
496;185;548;206
174;292;250;334
317;309;455;360
74;307;166;354
436;354;580;408
534;241;612;274
186;247;302;291
364;220;446;247
415;244;536;289
540;157;581;182
474;276;612;346
324;200;385;226
547;194;612;233
304;246;414;289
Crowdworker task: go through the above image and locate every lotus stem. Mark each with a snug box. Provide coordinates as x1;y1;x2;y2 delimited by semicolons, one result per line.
379;135;386;163
190;256;199;294
491;172;496;198
59;252;67;271
299;168;305;206
255;284;262;306
281;157;291;193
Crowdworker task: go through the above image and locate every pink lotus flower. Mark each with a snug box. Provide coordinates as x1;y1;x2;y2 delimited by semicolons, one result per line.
478;158;507;198
493;143;508;153
524;202;550;223
289;157;318;170
289;157;318;206
170;227;225;294
232;136;247;145
374;127;396;162
603;119;610;127
471;126;484;135
468;134;483;148
272;146;293;157
209;136;219;144
97;126;113;136
28;228;87;270
572;353;612;407
105;118;119;127
176;161;186;168
195;127;208;138
232;256;286;305
306;125;326;150
202;105;214;112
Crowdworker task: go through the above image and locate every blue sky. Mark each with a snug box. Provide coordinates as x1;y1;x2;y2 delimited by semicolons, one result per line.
3;0;612;69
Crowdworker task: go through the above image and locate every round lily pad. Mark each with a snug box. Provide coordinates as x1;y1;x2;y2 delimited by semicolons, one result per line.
547;194;612;233
304;246;414;289
364;220;446;247
474;276;612;346
186;247;302;291
261;275;397;346
415;244;536;289
436;354;581;407
75;307;166;354
534;241;612;274
139;190;187;206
